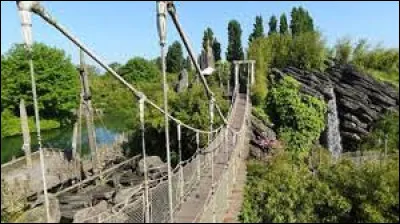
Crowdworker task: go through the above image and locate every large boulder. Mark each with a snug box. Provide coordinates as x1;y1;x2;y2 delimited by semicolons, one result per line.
175;69;189;93
73;200;109;223
136;156;166;176
15;194;60;223
114;186;142;205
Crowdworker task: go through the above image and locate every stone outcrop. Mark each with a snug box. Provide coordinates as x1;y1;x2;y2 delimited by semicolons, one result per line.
271;60;399;150
175;69;189;93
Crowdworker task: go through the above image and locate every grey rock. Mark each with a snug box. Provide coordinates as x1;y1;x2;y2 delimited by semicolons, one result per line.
15;194;60;223
176;69;189;93
73;201;109;223
114;186;141;205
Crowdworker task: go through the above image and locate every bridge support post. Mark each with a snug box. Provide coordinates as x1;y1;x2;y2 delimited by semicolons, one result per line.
79;49;98;174
196;132;201;183
177;124;184;202
157;2;174;222
17;2;51;222
20;99;32;168
139;94;150;223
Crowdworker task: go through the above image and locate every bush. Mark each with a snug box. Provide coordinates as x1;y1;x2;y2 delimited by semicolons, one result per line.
361;111;399;153
267;76;326;153
240;150;399;223
118;57;160;83
248;31;327;107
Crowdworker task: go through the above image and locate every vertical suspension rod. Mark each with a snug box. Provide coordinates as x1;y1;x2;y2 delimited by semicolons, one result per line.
157;1;174;222
16;1;50;222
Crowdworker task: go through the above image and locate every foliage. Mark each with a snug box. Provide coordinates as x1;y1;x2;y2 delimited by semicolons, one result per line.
240;150;399;223
248;15;264;44
202;27;214;52
248;30;326;107
290;6;314;36
247;38;269;106
1;42;80;125
361;111;399;153
335;36;353;63
1;109;60;138
184;56;193;71
267;76;326;153
226;20;244;62
351;40;399;87
212;38;222;62
279;13;289;34
268;15;278;36
166;41;184;73
288;31;326;70
118;57;160;83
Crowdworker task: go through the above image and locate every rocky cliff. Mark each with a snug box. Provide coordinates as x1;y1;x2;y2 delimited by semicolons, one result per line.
270;60;399;151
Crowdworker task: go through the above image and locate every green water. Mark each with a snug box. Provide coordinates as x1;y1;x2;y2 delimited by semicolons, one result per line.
1;116;129;164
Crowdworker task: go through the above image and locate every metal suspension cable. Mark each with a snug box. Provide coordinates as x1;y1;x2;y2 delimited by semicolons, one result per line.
139;95;150;223
27;2;225;135
16;1;51;222
156;1;174;221
166;2;229;125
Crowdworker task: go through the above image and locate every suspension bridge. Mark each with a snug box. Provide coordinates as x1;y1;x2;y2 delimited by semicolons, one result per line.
2;1;256;223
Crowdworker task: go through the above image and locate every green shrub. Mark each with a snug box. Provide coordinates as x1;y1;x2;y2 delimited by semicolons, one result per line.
267;76;326;152
240;151;399;223
361;111;399;153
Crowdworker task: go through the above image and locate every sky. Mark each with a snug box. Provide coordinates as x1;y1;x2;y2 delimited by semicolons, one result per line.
1;1;399;66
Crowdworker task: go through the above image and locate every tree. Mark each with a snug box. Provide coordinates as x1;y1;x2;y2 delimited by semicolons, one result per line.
268;15;278;36
334;37;353;63
226;20;244;62
267;76;326;153
1;42;79;125
166;41;184;73
212;38;222;62
249;15;264;44
118;57;160;83
279;13;289;34
290;6;314;36
289;31;326;69
202;27;214;52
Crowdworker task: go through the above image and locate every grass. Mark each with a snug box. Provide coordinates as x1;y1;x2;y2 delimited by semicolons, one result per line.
366;68;399;88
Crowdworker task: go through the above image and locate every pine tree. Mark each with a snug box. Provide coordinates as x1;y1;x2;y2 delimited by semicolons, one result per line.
212;38;222;62
166;41;184;73
226;20;244;62
249;15;264;43
279;13;289;35
268;15;278;36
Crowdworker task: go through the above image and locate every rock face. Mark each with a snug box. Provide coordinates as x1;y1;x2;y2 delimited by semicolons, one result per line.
271;60;399;151
249;115;279;160
175;69;189;93
15;194;60;223
199;40;215;70
137;156;168;180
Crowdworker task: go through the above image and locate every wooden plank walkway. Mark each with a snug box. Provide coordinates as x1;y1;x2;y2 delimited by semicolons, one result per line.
174;94;247;223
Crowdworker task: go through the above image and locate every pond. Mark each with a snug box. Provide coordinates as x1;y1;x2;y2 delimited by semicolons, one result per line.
1;115;130;164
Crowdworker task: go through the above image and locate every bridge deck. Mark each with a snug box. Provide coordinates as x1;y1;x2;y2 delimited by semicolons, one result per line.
174;93;247;223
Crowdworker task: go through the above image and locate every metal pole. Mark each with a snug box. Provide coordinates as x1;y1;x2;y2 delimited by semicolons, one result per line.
139;95;150;223
177;124;184;200
166;2;212;100
16;2;51;222
196;131;201;182
20;99;32;168
157;2;174;222
209;97;215;222
79;49;98;174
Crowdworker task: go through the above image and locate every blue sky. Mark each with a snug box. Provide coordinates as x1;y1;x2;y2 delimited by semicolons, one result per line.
1;1;399;66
